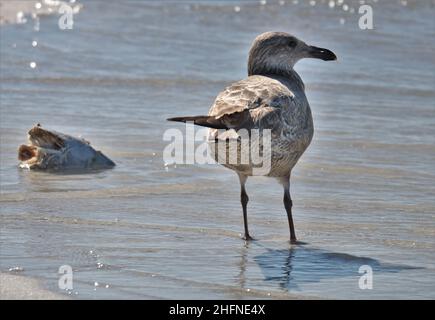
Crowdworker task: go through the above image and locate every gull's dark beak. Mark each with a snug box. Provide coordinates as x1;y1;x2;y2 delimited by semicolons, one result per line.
307;45;337;61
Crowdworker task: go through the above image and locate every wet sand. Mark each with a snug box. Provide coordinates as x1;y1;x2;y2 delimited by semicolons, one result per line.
0;272;67;300
0;1;37;25
0;0;80;25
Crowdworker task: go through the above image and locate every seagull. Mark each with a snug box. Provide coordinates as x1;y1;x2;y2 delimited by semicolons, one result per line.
168;32;336;243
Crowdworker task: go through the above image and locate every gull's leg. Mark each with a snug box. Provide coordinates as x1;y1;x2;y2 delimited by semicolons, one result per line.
238;173;252;240
281;176;297;244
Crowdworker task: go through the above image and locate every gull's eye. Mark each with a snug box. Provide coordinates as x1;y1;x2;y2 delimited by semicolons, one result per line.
288;40;297;48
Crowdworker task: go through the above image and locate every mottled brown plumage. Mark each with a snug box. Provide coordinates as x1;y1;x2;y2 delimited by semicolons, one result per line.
168;31;336;242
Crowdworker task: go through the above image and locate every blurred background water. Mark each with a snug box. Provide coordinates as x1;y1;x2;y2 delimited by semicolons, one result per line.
0;0;434;299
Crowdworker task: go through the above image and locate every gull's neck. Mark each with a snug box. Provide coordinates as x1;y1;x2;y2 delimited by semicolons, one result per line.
248;60;304;91
247;54;298;78
248;68;298;80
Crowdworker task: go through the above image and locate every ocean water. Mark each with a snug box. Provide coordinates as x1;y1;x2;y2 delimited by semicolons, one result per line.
0;0;434;299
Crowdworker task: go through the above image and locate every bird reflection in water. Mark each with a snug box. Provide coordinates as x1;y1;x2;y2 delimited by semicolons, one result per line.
237;243;419;292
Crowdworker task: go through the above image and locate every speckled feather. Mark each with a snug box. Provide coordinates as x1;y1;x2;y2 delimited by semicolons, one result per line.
208;73;313;177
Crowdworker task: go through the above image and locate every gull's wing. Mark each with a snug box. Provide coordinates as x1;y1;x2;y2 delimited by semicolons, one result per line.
167;75;295;132
208;75;295;131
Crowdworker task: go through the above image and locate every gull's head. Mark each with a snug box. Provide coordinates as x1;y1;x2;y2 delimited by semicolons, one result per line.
248;31;337;76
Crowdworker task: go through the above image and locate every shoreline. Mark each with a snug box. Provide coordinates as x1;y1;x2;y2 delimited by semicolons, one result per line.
0;0;81;25
0;272;68;300
0;0;37;25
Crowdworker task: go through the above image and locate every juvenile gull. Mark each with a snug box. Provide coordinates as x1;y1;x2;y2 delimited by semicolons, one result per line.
168;32;336;243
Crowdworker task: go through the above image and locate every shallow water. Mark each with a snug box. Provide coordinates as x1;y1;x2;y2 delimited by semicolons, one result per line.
0;0;434;299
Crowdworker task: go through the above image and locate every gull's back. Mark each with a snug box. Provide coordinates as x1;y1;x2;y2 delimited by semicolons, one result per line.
207;71;314;177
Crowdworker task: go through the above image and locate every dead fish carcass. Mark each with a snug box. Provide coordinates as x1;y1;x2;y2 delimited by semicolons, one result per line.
18;125;115;170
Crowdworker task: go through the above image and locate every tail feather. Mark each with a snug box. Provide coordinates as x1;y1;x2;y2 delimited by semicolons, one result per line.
167;115;227;129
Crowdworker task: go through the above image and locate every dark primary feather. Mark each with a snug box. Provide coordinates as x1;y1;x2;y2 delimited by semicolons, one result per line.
167;115;228;129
